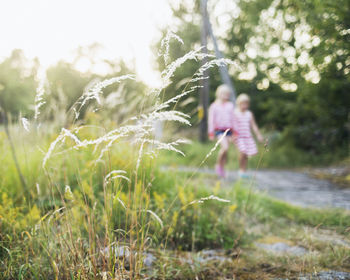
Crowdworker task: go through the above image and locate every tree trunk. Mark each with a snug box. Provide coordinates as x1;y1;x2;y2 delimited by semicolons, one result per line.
199;0;210;143
204;1;236;102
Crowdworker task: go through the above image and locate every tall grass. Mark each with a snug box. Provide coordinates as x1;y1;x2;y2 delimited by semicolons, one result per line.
0;34;239;279
1;34;349;280
158;138;348;169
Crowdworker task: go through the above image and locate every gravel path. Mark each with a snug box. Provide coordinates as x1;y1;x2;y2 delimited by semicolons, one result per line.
164;166;350;210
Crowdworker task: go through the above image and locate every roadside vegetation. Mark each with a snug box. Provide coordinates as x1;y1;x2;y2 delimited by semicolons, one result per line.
0;6;349;275
159;138;347;169
1;127;349;279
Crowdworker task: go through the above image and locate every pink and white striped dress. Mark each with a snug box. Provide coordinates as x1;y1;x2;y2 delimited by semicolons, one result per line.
234;109;257;156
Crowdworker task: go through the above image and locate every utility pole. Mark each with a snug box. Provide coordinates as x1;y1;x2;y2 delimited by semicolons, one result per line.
205;14;236;102
199;0;237;141
199;0;210;142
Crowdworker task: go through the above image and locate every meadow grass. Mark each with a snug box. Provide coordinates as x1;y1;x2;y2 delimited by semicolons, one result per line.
158;135;347;169
1;130;349;279
0;39;241;279
0;34;349;280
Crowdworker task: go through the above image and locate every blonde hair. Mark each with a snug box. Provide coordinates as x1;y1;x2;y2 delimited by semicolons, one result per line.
236;93;250;106
215;84;231;99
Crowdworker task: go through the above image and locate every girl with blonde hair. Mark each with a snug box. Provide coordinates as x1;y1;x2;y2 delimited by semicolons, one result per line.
234;93;264;178
208;84;236;178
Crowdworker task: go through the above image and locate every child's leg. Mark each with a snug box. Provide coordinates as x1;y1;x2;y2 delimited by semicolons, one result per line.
239;152;248;172
217;136;229;167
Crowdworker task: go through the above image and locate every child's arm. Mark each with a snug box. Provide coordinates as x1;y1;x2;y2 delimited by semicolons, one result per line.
231;106;238;141
208;105;215;140
250;112;264;143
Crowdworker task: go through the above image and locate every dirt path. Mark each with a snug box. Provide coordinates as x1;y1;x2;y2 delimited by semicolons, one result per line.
165;166;350;210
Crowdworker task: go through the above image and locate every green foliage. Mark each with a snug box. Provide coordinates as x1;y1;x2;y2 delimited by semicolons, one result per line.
0;8;349;277
156;0;350;153
0;123;349;279
159;138;345;169
45;59;147;125
0;50;38;117
46;61;91;118
0;48;147;128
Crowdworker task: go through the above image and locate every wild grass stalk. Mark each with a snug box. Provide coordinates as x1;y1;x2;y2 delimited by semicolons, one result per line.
2;111;28;196
3;31;347;280
0;30;248;279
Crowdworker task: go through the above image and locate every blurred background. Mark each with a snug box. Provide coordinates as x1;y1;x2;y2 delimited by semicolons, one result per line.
0;1;350;278
0;0;349;163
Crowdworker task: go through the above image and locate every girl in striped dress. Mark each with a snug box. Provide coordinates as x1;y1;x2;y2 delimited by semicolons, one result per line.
234;94;264;178
208;84;235;178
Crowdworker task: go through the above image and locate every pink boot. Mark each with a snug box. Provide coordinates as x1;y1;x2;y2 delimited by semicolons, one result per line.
215;164;225;178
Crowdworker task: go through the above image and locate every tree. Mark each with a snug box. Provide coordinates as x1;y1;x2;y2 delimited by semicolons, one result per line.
0;49;38;119
154;0;350;153
45;52;147;126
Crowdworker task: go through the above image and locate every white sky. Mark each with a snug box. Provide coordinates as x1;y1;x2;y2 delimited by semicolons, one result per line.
0;0;173;86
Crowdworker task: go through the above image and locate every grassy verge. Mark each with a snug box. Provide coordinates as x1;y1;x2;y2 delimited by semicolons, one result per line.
146;172;350;279
0;84;348;279
169;172;350;233
308;159;350;188
158;139;347;169
0;124;349;279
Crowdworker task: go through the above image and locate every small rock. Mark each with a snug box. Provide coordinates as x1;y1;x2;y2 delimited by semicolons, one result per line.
315;234;350;249
102;245;130;258
143;252;156;267
256;242;308;256
299;271;350;280
273;271;350;280
199;249;231;263
102;246;156;268
178;249;231;265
